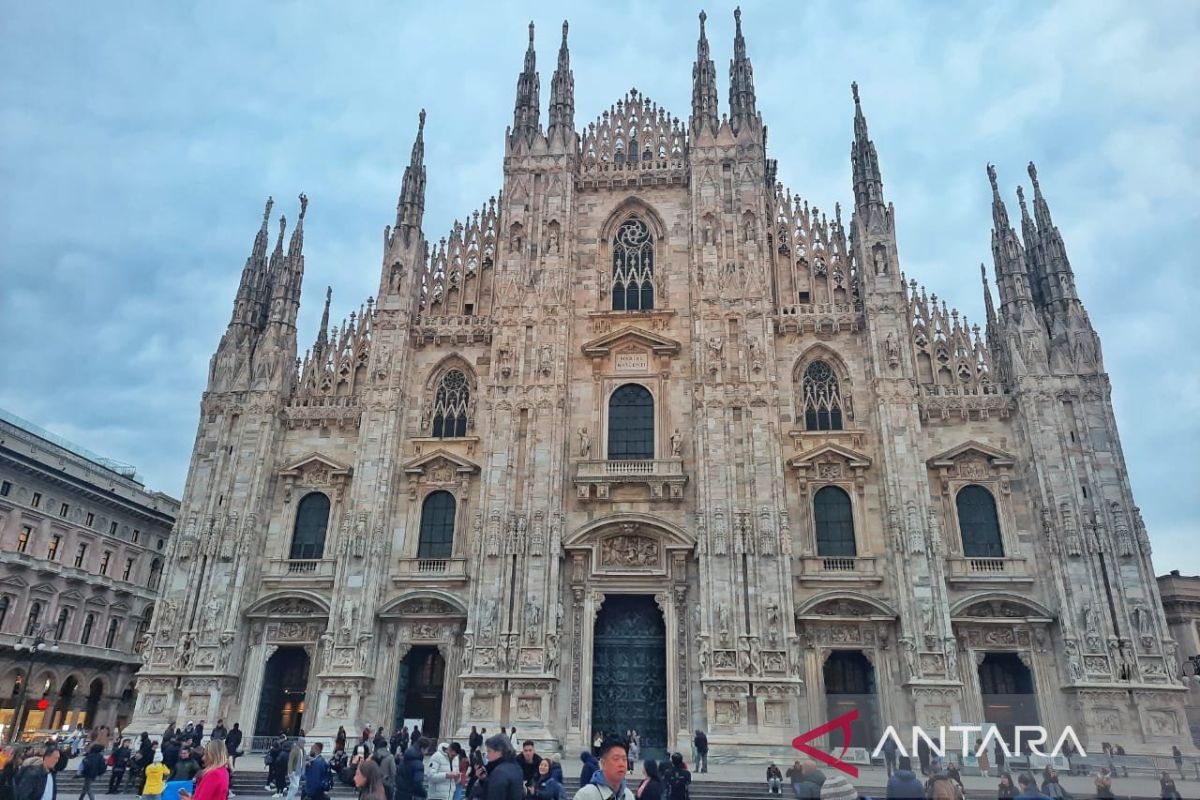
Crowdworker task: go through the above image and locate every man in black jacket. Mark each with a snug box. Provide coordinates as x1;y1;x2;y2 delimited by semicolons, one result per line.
79;744;107;800
468;728;482;755
396;739;432;800
468;734;522;800
14;744;60;800
692;730;708;774
107;739;131;794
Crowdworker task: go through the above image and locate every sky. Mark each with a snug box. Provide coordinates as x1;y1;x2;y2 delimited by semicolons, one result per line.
1;1;1196;573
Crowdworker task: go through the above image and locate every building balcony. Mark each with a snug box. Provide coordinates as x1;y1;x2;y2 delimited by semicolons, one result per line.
797;555;883;584
260;558;337;589
393;558;468;585
573;459;687;502
945;556;1033;585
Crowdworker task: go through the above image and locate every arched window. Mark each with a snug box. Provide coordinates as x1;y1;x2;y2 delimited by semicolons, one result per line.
25;601;41;635
81;613;95;645
0;595;9;631
104;619;120;649
612;217;654;311
803;361;844;431
431;369;470;438
814;486;856;557
417;491;456;559
54;608;70;640
607;384;654;460
290;492;331;560
957;485;1004;557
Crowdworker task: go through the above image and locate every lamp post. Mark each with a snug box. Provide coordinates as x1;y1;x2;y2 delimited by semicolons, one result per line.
7;623;60;744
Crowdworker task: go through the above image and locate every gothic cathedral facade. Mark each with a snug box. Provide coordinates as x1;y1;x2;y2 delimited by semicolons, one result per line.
129;12;1189;755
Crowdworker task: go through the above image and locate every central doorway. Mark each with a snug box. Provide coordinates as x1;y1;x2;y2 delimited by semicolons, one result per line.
591;595;667;754
255;647;309;736
823;650;880;749
393;647;445;739
979;652;1040;749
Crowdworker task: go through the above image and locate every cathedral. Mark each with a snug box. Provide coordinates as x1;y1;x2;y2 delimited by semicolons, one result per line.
128;10;1189;757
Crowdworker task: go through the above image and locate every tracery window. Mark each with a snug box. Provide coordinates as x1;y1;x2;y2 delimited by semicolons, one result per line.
607;384;654;460
417;491;456;559
802;360;844;431
956;484;1004;557
612;217;655;311
814;486;856;557
431;369;470;438
290;492;331;560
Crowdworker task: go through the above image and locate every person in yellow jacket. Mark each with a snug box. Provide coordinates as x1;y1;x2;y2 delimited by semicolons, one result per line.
141;751;171;800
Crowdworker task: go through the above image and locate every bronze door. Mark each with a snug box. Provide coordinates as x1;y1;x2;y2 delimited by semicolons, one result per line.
591;595;667;752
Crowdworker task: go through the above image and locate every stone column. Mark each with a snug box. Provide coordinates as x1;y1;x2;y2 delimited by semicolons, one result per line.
238;643;276;736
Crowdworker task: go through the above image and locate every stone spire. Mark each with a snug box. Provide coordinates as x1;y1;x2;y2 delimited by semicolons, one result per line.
315;285;332;352
691;10;719;136
987;164;1034;313
547;20;574;141
230;196;274;329
850;82;885;214
1016;185;1048;309
727;7;757;133
1027;161;1079;308
395;110;427;243
267;194;307;330
511;21;541;146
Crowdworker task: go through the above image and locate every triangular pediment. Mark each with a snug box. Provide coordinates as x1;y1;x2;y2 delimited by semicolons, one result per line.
928;440;1016;468
401;449;480;476
109;601;132;614
0;575;29;590
30;582;56;595
279;452;352;477
59;590;85;603
581;325;681;357
788;443;871;469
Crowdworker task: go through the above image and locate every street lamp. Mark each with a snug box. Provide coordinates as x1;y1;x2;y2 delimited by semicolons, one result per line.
6;623;60;744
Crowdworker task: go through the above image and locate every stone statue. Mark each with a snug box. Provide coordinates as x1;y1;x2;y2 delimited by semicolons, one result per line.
544;634;560;672
717;603;731;645
670;428;682;457
578;427;591;458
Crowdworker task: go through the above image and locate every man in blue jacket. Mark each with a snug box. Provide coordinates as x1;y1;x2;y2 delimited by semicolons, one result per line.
884;756;925;799
303;743;331;800
397;738;433;800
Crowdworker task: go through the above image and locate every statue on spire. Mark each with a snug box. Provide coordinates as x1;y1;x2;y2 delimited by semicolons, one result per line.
691;10;719;135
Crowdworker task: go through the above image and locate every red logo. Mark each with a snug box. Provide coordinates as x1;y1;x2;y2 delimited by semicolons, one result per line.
791;709;859;778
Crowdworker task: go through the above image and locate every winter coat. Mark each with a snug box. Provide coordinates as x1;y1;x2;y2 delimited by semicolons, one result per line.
691;733;707;755
372;751;397;794
210;726;227;742
574;770;635;800
578;753;599;787
660;765;690;800
191;767;228;800
81;748;108;781
224;729;242;756
303;756;330;797
791;768;825;800
634;778;662;800
884;769;924;800
396;744;427;800
111;747;131;771
14;764;53;800
467;757;522;800
424;751;454;800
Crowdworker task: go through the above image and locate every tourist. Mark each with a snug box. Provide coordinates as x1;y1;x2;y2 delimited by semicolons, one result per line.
996;772;1016;800
107;739;131;795
1161;772;1183;800
944;765;964;797
578;753;598;787
880;736;898;778
1093;768;1114;799
1014;772;1048;799
573;737;634;800
269;742;291;798
517;742;542;786
659;753;690;800
590;734;602;759
1173;746;1184;781
994;740;1006;776
367;743;394;800
976;739;990;778
469;729;482;756
884;756;923;800
355;760;387;800
224;726;242;771
447;744;468;800
427;742;457;800
1039;766;1068;799
303;744;331;800
467;733;522;799
396;738;432;800
138;752;170;800
766;763;783;795
193;723;205;748
333;728;346;754
690;732;707;775
530;758;563;800
178;741;229;800
924;775;961;800
361;728;371;748
0;746;21;800
790;759;825;800
283;744;304;800
15;745;58;800
633;759;661;800
916;738;930;777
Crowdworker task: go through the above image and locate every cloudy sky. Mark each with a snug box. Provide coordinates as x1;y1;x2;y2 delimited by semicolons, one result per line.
1;1;1196;572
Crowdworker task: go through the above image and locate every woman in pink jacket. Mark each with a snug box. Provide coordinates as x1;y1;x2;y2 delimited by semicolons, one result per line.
178;741;230;800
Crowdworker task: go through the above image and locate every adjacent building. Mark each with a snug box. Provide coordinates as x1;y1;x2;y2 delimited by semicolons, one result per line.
128;11;1190;756
1159;571;1200;745
0;409;179;738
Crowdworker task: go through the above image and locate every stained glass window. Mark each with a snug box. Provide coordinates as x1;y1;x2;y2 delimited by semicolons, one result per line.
612;218;655;311
803;360;844;431
608;384;655;460
432;369;470;438
814;486;856;556
957;485;1004;557
290;492;330;560
418;491;456;559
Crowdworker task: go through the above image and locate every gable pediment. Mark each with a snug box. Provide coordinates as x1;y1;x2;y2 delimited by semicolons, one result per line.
788;443;872;470
927;440;1016;469
401;449;480;477
581;326;681;358
280;452;353;478
0;575;29;590
30;582;56;595
58;590;85;603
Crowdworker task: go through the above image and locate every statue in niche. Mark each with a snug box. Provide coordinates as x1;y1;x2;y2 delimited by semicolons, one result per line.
578;427;591;458
544;634;560;672
716;603;731;646
670;429;682;457
546;230;559;255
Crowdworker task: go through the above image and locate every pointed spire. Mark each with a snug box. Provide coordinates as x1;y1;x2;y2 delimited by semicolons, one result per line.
230;196;275;328
987;164;1035;313
727;7;757;132
1027;161;1079;307
287;193;307;260
1016;185;1048;309
850;82;885;212
981;263;997;330
511;21;541;145
691;10;719;135
315;286;332;351
986;163;1010;231
395;110;427;242
548;20;574;140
